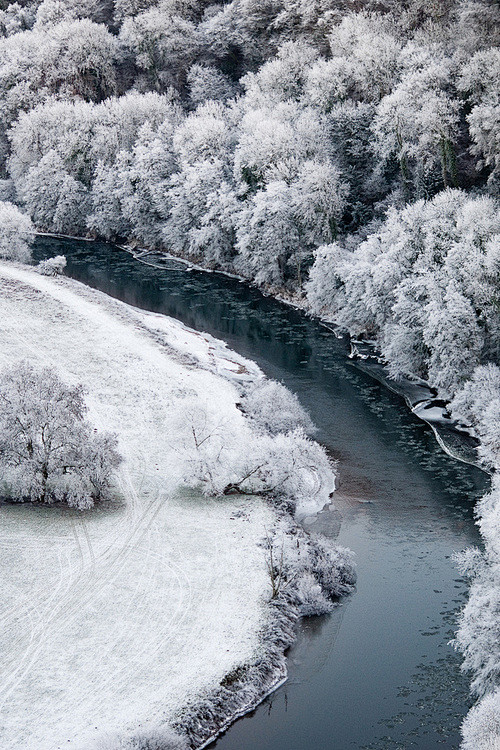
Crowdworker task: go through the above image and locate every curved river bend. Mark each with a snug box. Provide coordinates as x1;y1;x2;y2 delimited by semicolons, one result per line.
34;237;489;750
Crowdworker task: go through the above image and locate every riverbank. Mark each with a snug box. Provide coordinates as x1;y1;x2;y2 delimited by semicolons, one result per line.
0;261;354;749
34;228;488;476
110;239;484;473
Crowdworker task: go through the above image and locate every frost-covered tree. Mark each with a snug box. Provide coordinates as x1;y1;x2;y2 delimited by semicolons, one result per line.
247;429;334;511
187;64;236;106
305;242;346;317
164;158;238;267
8;99;97;188
327;13;403;102
292;160;349;246
34;0;115;27
327;101;378;220
373;61;460;194
451;365;500;469
233;102;329;191
453;505;500;696
173;100;234;166
451;364;500;430
9;93;179;234
20;150;89;234
381;276;429;381
33;0;78;28
119;1;199;91
467;102;500;187
121;121;177;245
302;57;350;112
310;190;500;394
423;281;484;396
0;362;122;509
87;93;181;175
240;40;318;109
0;201;34;262
235;180;301;287
89;117;177;245
0;19;119;127
87;154;134;241
9;93;178;190
454;0;500;61
0;2;35;37
459;48;500;186
113;0;159;23
174;395;334;513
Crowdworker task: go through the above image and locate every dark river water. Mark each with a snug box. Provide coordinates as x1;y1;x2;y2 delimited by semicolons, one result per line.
34;237;489;750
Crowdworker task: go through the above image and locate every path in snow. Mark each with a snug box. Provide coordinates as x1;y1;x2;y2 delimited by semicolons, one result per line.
0;262;275;750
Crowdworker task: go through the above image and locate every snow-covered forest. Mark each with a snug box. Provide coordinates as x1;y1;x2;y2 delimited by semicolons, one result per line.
0;0;499;746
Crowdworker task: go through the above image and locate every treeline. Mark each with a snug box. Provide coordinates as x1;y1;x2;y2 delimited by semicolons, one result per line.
0;1;498;292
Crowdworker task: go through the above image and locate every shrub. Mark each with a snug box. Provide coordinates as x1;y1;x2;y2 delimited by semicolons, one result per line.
240;379;314;436
36;254;67;276
0;201;34;262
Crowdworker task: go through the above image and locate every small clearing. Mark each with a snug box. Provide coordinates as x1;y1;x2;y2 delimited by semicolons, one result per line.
0;262;276;750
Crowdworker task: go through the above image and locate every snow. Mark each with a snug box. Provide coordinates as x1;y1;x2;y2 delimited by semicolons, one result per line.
0;261;277;750
412;400;452;424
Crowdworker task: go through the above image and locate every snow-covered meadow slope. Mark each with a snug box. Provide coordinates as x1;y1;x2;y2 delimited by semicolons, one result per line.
0;261;283;749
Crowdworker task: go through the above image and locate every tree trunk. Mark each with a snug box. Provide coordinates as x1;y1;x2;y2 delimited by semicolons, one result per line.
40;463;49;504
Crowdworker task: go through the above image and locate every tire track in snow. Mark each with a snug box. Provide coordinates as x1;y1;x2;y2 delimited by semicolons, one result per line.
0;301;190;713
0;264;271;749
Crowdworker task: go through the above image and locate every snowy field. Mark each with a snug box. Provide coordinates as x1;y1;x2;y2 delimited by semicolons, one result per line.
0;261;278;750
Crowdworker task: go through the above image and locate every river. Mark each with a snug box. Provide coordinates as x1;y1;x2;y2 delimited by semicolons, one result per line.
34;237;489;750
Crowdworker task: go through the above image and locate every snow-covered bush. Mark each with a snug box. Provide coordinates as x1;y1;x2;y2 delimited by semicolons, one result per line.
0;361;122;509
264;517;356;614
289;540;356;615
240;379;314;435
0;201;34;262
176;397;334;513
293;572;333;616
309;536;357;598
37;255;67;276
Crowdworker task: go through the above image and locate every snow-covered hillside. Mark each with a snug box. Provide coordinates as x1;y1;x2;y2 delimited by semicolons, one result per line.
0;261;279;749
